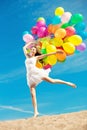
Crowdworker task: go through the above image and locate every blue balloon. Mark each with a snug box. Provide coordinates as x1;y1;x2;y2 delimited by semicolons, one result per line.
52;16;61;25
77;31;87;40
74;22;86;31
23;31;29;36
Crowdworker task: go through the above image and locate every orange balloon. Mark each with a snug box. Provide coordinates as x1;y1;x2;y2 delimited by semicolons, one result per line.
54;28;66;38
36;61;43;68
51;25;61;34
47;24;53;34
56;49;66;62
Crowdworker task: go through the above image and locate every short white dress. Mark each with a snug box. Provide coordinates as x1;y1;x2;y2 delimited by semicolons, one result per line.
25;57;51;87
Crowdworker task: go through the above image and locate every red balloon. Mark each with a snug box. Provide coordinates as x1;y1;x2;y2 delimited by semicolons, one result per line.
65;27;76;37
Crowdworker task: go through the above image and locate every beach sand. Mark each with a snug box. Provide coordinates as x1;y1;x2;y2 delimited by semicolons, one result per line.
0;110;87;130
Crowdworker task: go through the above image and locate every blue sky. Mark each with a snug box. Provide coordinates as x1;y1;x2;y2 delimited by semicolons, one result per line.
0;0;87;121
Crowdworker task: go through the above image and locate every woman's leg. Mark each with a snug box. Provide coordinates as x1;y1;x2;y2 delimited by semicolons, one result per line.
42;76;76;88
30;84;39;117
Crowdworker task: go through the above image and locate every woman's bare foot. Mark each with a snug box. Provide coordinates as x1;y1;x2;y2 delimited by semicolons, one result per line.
66;82;77;88
34;112;39;117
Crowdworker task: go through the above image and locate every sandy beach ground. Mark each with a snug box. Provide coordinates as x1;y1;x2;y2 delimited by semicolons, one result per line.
0;110;87;130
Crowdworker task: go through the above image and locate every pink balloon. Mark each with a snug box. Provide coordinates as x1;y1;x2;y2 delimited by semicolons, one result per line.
36;20;46;27
43;64;52;69
61;12;72;23
31;26;38;35
37;26;47;38
23;34;34;43
65;27;76;36
76;43;86;51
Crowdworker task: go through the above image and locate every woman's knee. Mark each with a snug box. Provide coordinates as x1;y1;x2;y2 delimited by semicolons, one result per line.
42;77;55;83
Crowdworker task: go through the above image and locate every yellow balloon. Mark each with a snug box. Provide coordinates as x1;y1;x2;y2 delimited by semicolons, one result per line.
46;45;56;53
50;38;63;47
63;42;75;54
68;35;82;46
55;7;64;16
46;55;57;65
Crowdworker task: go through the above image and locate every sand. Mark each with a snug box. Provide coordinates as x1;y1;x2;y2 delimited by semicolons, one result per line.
0;110;87;130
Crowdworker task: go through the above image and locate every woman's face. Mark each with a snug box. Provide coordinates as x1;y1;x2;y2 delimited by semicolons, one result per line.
30;47;37;56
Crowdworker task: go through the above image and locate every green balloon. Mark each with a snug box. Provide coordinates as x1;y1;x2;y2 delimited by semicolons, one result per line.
70;13;83;24
41;49;47;54
61;22;70;28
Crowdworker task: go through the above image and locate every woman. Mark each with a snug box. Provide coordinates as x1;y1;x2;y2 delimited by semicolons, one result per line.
23;41;76;117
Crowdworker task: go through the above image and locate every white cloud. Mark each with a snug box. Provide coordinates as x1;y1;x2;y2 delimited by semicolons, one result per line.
0;67;25;83
64;105;87;110
0;105;33;114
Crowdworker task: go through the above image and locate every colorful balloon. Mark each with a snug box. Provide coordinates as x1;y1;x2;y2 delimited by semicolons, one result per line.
63;42;75;54
52;16;61;25
56;49;66;62
31;26;38;35
23;34;34;43
45;55;57;65
50;38;63;47
76;42;86;51
37;17;46;22
55;7;64;16
65;26;76;37
46;44;56;53
61;12;72;23
68;35;82;45
74;22;86;31
70;13;83;24
36;20;46;27
54;28;66;38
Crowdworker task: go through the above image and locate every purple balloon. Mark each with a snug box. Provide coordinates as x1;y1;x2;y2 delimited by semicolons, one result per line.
76;43;86;51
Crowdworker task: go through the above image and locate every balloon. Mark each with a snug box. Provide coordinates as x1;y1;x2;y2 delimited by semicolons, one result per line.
37;17;45;22
36;20;46;27
23;31;29;35
43;64;52;69
56;49;66;62
77;31;87;40
61;12;72;23
47;24;61;34
63;42;75;54
76;42;86;51
23;34;34;43
55;7;64;16
45;55;57;65
46;45;56;53
52;16;61;25
47;24;53;34
65;27;76;36
68;35;82;45
41;49;47;54
50;38;63;47
36;61;43;68
37;26;47;38
70;13;83;24
74;22;86;31
31;26;38;35
61;22;70;28
54;28;66;38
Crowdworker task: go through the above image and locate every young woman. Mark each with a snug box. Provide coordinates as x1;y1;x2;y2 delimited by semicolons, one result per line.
23;41;76;117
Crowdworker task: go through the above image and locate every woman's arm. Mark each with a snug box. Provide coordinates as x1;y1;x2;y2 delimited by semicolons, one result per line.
36;50;63;60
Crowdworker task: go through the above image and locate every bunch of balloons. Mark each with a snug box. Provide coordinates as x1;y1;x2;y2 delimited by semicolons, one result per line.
23;7;87;68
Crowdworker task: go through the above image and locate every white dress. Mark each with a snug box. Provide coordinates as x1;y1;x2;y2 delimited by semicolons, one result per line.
25;57;51;87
